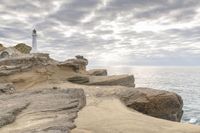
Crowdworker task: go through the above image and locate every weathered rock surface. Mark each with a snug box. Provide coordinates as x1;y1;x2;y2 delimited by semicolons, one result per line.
88;69;107;76
67;75;89;84
64;84;182;122
58;56;88;73
0;88;86;133
119;87;183;122
72;97;200;133
0;51;184;123
0;53;52;76
0;83;15;94
88;75;135;87
0;47;23;59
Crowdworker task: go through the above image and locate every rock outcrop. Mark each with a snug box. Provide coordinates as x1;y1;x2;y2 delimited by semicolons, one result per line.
67;75;89;84
0;88;86;133
88;69;107;76
88;75;135;87
0;46;188;133
72;97;200;133
71;85;183;122
0;53;52;76
58;56;88;73
14;43;32;54
0;47;23;59
119;87;183;122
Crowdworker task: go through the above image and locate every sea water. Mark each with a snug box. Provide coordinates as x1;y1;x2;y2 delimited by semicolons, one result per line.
102;66;200;125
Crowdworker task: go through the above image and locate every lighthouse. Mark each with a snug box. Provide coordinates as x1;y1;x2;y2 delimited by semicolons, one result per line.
31;29;37;53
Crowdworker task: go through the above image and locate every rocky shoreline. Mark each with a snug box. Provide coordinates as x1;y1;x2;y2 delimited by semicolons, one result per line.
0;44;200;133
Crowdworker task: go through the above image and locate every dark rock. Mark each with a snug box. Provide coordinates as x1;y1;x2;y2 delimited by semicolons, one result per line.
67;75;89;84
119;87;183;122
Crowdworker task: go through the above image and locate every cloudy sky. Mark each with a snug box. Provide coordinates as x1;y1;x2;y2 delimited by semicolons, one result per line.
0;0;200;66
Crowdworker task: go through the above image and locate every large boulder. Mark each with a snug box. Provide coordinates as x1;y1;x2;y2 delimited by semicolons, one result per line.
88;69;107;76
0;88;86;133
88;75;135;87
119;87;183;122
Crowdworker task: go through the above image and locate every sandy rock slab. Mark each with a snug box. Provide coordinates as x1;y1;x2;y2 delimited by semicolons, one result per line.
88;75;135;87
0;88;86;133
72;97;200;133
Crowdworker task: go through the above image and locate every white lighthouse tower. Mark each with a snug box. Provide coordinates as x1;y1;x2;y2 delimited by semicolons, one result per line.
31;29;37;53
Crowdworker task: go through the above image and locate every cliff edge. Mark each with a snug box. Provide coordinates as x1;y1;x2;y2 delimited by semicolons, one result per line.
0;44;199;133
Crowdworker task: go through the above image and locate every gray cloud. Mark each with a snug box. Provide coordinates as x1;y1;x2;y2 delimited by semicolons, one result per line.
0;0;200;66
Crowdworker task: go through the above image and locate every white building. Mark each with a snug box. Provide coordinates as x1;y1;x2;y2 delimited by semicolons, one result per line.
31;29;37;53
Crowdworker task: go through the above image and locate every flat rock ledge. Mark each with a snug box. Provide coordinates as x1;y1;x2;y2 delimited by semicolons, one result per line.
88;75;135;87
0;88;86;133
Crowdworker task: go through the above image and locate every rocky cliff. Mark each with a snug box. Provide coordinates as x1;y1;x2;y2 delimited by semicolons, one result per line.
0;44;199;133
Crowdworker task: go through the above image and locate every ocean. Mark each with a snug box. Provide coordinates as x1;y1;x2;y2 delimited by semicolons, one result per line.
98;66;200;125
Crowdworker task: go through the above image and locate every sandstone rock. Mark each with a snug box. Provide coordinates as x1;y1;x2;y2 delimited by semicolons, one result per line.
0;88;86;133
14;43;32;54
88;75;135;87
79;85;183;122
119;87;183;122
0;102;29;128
58;61;80;72
0;53;53;76
61;56;88;73
88;69;107;76
0;83;15;94
67;75;89;84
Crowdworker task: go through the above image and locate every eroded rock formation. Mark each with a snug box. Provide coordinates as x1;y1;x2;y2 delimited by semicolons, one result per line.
88;69;107;76
0;88;86;133
0;46;188;132
119;87;183;122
